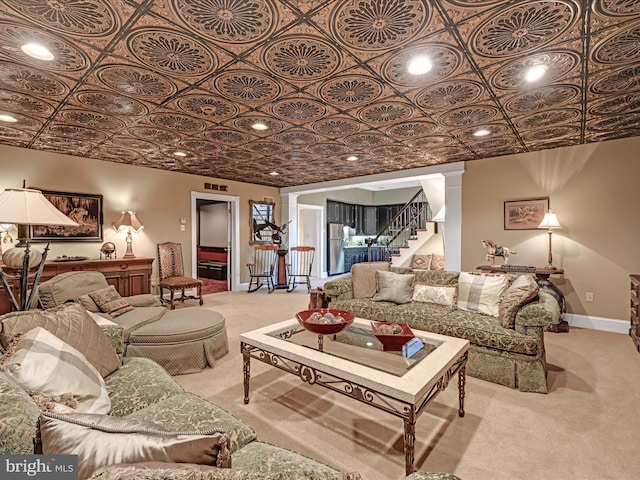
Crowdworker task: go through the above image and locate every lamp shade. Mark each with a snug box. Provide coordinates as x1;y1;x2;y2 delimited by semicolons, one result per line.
538;210;561;229
113;211;143;233
0;188;78;226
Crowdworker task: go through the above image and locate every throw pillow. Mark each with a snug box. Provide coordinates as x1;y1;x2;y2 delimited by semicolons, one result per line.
0;303;120;377
89;286;134;317
429;254;445;270
411;254;432;270
412;284;457;306
372;271;414;304
4;327;111;414
78;293;101;313
498;274;540;328
456;272;509;317
351;262;390;299
39;412;231;480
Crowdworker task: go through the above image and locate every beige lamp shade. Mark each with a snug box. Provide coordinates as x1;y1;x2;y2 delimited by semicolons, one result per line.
113;211;144;233
0;188;79;226
538;210;561;229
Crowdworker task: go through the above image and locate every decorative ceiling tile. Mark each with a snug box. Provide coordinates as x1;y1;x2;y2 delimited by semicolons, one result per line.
0;21;92;73
169;0;279;45
329;0;432;53
94;63;178;100
467;1;581;59
0;0;636;186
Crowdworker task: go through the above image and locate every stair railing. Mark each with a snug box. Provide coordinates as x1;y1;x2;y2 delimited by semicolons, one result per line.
367;188;431;263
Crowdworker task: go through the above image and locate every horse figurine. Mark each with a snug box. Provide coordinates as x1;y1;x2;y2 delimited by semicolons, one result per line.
482;239;517;265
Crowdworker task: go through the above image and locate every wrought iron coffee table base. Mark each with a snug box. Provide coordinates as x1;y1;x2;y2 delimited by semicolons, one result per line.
241;342;467;475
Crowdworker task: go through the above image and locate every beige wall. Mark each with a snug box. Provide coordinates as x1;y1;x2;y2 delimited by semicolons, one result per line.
0;145;279;286
3;136;638;322
462;137;640;323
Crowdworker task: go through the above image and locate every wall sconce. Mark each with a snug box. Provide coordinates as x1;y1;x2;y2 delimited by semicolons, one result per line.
113;211;143;258
538;209;562;268
0;187;78;310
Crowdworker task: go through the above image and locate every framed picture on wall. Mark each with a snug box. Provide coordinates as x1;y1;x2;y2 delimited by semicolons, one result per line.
504;197;549;230
29;189;103;241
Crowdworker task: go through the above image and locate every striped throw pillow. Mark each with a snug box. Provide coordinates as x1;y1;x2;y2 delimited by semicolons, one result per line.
4;327;111;414
456;272;508;317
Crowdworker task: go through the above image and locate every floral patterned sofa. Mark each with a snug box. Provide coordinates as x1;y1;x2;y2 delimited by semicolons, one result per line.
0;309;460;480
323;265;562;393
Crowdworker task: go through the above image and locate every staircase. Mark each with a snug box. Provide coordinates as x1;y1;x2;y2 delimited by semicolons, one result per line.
366;188;437;266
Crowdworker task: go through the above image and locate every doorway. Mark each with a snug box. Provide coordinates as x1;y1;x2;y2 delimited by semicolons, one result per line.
190;192;240;292
297;203;324;279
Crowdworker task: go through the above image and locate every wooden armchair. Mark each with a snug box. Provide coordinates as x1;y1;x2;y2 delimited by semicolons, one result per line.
157;242;203;309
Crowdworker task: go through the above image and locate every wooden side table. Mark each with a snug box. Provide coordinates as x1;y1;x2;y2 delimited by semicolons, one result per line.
476;265;569;333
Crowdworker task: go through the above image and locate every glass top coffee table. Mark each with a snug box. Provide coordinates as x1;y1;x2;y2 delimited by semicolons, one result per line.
240;318;469;475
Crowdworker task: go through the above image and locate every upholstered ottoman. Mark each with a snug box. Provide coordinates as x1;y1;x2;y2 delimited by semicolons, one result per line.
125;309;229;375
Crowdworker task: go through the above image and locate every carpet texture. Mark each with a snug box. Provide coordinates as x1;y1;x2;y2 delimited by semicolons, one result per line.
174;288;640;480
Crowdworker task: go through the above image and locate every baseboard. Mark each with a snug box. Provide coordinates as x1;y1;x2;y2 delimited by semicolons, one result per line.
564;313;628;334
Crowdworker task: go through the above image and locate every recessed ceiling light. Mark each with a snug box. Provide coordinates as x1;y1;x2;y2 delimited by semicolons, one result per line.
21;43;54;61
473;129;491;137
252;122;268;131
0;114;17;123
269;171;279;176
407;56;432;75
346;155;358;161
173;151;187;157
524;64;547;83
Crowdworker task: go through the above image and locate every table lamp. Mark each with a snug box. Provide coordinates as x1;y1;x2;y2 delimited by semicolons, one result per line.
0;187;78;310
113;211;143;258
538;209;561;268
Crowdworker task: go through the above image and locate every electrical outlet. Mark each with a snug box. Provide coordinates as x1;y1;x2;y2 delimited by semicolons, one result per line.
586;292;594;302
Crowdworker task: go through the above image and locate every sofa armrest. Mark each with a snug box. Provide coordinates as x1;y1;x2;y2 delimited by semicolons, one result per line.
322;274;354;301
514;291;561;334
124;294;162;308
100;324;125;358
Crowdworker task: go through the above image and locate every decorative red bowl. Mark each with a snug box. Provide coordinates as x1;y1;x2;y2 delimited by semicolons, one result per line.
295;309;355;335
371;322;415;351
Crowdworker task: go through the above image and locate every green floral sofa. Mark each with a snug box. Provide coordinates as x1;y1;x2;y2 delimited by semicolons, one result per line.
0;318;460;480
323;267;562;393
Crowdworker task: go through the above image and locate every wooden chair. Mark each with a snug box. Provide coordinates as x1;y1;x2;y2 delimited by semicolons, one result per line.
286;246;315;293
246;245;278;293
157;242;203;309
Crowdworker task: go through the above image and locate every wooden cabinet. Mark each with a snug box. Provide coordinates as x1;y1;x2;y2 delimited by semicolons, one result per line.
364;206;378;235
631;275;640;352
0;257;154;314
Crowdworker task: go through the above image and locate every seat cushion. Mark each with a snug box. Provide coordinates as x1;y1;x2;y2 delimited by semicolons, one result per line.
125;392;256;455
329;299;397;322
105;357;185;418
231;441;339;475
160;277;203;288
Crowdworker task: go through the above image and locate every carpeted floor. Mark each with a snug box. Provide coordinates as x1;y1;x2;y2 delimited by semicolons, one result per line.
176;288;640;480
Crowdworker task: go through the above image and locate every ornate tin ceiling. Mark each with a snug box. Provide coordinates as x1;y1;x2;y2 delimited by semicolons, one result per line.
0;0;638;187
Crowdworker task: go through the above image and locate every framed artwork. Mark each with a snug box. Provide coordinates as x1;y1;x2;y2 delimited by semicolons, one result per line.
30;190;103;242
504;197;549;230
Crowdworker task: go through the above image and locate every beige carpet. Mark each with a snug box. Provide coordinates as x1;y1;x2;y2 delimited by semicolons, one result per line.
175;289;640;480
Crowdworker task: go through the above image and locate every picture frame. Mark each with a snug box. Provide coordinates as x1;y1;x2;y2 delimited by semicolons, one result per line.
29;189;103;242
504;197;549;230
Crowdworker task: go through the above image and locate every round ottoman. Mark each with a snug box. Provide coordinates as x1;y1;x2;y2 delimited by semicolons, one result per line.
125;309;229;375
